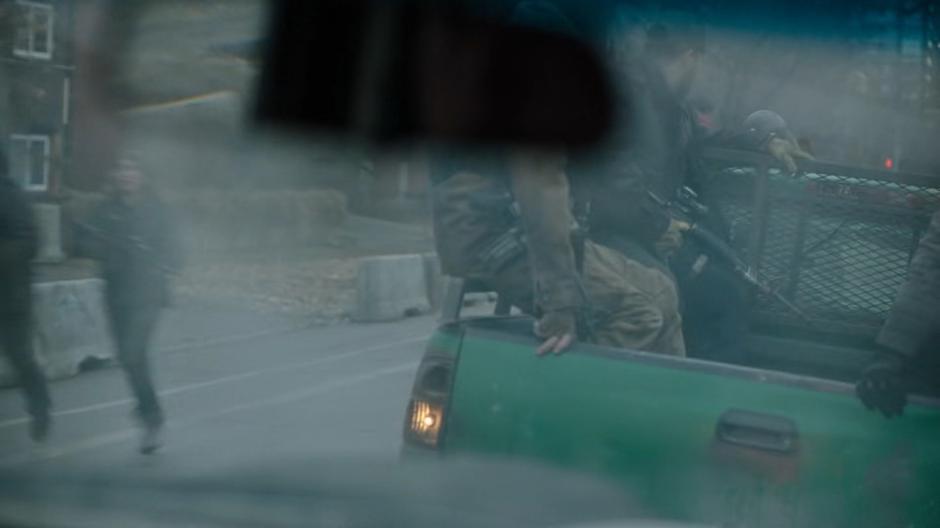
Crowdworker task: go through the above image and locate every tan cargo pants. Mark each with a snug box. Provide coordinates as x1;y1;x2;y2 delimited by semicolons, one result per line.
487;240;686;357
580;241;685;356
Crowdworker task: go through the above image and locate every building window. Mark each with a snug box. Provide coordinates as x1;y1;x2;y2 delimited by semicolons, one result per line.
9;135;51;191
13;1;55;61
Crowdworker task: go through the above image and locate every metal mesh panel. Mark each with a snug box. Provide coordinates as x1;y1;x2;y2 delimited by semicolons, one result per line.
701;151;940;337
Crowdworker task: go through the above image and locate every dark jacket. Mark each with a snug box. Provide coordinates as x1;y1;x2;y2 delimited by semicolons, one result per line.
430;152;516;279
430;149;587;313
84;189;182;309
580;61;756;267
878;211;940;359
0;176;38;317
580;62;691;259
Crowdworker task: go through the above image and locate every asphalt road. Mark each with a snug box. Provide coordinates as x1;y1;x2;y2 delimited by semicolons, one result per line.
0;315;435;476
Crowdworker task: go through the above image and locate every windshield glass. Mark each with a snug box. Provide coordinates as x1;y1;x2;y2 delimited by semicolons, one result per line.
1;1;938;526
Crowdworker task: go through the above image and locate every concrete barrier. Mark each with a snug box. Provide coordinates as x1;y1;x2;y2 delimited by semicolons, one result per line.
0;279;112;387
354;255;431;322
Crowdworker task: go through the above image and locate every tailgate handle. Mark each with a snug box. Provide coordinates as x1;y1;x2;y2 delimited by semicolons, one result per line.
716;409;799;454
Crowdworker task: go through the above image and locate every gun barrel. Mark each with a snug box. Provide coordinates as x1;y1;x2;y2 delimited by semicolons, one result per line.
650;189;814;326
770;291;815;323
688;225;814;325
687;225;744;268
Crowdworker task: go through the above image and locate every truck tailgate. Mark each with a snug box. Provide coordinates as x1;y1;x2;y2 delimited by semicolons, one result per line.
444;325;940;527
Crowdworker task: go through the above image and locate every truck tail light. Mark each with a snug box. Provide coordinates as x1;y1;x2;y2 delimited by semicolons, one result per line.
403;354;454;450
406;399;444;448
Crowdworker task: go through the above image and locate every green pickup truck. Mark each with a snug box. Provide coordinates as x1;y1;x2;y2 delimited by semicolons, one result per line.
402;153;940;527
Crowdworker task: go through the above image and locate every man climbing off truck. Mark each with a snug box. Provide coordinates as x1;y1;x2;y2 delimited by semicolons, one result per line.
431;1;689;356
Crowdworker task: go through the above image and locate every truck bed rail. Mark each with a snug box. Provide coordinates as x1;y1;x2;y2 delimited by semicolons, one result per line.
701;148;940;338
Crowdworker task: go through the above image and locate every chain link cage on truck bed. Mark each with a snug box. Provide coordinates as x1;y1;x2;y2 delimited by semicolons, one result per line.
700;148;940;340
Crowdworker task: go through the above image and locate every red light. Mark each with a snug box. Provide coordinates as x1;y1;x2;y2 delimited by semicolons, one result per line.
884;157;894;169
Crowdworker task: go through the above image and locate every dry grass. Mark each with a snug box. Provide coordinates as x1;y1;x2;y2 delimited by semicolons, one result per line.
167;189;348;253
174;253;357;322
159;189;354;321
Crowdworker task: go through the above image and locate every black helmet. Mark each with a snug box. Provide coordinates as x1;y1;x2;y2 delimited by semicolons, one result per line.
743;109;790;146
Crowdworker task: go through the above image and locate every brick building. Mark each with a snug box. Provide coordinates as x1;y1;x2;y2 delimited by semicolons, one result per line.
0;1;75;197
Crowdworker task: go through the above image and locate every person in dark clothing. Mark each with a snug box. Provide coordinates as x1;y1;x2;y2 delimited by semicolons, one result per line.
857;211;940;418
677;109;810;363
0;147;52;442
83;158;182;454
582;18;811;362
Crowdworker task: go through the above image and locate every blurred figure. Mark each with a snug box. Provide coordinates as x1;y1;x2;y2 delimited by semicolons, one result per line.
83;158;182;454
680;109;807;364
0;147;52;442
689;97;719;135
586;18;812;363
857;211;940;418
741;109;814;173
828;69;883;168
579;18;709;359
510;1;683;356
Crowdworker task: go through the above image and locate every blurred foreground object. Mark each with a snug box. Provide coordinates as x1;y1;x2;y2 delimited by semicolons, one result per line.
0;456;655;528
0;148;52;443
256;0;614;148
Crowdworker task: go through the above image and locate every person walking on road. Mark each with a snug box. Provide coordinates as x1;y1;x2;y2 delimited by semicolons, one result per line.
83;157;182;454
0;147;52;442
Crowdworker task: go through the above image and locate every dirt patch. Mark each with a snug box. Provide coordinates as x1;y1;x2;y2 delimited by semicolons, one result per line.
172;215;434;323
174;254;357;324
167;189;349;252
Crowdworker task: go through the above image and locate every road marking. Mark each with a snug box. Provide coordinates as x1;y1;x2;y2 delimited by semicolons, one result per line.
0;335;428;429
0;429;139;468
204;362;418;417
159;326;300;354
0;361;418;467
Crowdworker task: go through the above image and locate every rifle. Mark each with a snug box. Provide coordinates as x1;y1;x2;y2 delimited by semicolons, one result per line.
648;188;814;324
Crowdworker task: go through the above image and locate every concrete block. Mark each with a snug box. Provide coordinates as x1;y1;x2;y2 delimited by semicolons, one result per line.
462;292;496;306
33;204;65;263
33;279;112;379
355;254;430;322
0;279;112;387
